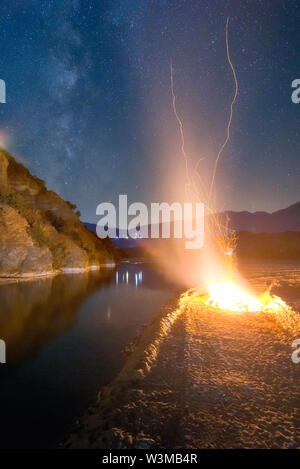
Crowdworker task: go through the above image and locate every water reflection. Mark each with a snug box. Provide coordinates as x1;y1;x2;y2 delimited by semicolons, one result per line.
115;269;143;287
0;263;177;448
0;269;114;370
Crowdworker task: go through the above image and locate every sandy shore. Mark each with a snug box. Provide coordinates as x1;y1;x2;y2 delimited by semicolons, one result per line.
64;290;300;449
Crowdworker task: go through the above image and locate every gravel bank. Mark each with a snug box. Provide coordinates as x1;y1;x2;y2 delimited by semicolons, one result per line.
64;289;300;449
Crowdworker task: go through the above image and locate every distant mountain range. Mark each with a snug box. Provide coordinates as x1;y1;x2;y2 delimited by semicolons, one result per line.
219;202;300;233
86;202;300;238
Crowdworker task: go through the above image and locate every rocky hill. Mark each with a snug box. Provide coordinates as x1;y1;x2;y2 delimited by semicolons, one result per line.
0;150;116;277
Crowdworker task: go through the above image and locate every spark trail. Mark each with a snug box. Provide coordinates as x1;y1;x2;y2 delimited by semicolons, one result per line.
209;16;238;201
169;17;239;262
170;60;192;200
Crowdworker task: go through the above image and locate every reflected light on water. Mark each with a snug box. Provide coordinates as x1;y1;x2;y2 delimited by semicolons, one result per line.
115;270;144;287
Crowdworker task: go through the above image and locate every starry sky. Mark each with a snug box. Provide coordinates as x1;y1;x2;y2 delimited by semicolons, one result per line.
0;0;299;222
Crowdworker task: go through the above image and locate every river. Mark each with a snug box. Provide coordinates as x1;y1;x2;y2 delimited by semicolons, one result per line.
0;262;178;448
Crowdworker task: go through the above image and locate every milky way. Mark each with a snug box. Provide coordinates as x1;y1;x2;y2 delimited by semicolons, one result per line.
0;0;299;221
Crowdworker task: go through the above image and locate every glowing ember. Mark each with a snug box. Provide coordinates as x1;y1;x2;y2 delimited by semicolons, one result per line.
204;281;288;313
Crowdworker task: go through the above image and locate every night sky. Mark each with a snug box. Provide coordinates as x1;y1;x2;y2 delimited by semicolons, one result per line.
0;0;299;222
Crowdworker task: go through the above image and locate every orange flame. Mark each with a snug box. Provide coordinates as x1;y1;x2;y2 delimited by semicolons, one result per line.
204;281;287;313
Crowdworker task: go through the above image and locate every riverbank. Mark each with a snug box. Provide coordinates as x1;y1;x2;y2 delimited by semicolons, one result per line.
0;263;116;284
64;288;300;449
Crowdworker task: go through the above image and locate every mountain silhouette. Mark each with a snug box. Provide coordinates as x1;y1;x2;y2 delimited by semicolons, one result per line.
221;202;300;233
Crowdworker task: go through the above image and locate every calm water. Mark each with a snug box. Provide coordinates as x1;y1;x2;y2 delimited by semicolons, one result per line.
0;263;178;448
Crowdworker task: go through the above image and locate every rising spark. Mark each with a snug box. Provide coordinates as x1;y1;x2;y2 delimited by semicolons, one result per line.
170;60;192;200
209;17;238;201
170;18;239;261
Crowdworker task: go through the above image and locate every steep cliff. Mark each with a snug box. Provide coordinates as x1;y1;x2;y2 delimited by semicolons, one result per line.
0;150;116;277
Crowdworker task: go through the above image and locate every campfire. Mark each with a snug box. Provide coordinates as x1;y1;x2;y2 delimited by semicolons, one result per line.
203;281;288;313
179;280;290;317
